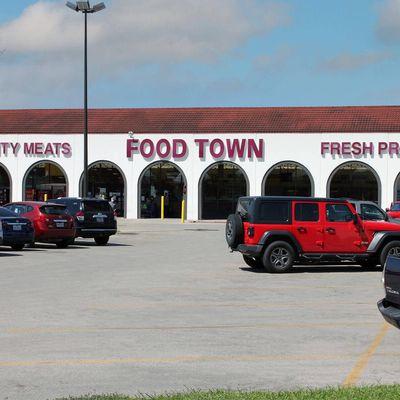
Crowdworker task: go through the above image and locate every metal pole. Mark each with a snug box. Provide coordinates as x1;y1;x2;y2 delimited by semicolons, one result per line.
83;11;89;198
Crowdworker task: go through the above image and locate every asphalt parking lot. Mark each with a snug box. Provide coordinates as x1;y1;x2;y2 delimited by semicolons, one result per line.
0;219;399;400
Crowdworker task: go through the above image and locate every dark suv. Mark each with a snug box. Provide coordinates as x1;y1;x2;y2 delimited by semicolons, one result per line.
226;196;400;273
50;198;117;245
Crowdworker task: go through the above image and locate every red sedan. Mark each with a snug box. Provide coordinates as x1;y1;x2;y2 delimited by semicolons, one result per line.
5;202;76;248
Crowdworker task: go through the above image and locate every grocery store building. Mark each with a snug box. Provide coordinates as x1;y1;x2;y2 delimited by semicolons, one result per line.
1;106;400;220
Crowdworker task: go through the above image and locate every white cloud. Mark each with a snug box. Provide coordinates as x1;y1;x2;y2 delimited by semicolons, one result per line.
252;47;293;72
319;51;393;72
0;0;290;107
376;0;400;43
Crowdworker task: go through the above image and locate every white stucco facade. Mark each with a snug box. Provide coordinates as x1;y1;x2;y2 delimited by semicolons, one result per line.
0;131;399;219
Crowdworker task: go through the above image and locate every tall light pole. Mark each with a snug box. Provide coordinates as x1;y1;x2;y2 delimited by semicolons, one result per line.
66;1;106;198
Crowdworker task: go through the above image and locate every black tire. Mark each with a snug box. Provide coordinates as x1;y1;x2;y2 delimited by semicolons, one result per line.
94;236;110;246
225;214;243;249
243;255;263;269
11;243;24;251
380;240;400;266
262;241;295;273
358;259;378;269
56;239;71;249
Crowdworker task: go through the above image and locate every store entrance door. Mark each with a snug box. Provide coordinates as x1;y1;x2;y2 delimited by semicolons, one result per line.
139;162;186;219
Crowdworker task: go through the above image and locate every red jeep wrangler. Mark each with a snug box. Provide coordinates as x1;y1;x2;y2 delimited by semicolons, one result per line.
226;197;400;273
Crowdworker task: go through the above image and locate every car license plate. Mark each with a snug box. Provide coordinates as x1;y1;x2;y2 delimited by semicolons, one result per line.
56;222;65;228
96;217;104;223
13;225;22;231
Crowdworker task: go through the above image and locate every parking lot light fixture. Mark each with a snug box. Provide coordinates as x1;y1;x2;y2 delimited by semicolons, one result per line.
65;1;106;198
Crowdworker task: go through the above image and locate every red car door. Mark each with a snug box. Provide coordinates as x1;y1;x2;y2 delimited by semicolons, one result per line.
323;202;364;253
292;201;324;252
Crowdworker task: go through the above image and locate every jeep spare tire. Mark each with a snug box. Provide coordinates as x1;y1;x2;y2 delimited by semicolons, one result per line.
225;214;243;249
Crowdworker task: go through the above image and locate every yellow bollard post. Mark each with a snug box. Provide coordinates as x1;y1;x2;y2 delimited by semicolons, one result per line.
181;199;185;223
161;196;165;220
44;193;48;202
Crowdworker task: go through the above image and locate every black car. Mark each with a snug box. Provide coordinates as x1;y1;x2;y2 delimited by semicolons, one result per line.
50;198;117;245
378;255;400;329
0;207;34;250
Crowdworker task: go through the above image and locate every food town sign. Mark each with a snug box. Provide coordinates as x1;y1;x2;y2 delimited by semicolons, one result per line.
126;138;265;160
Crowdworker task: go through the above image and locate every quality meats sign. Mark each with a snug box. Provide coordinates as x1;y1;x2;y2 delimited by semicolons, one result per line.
127;138;264;160
0;142;72;157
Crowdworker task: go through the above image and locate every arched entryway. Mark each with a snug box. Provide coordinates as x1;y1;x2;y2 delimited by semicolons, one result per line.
139;161;187;219
328;162;380;204
263;161;313;197
0;164;11;205
23;161;68;201
80;161;126;217
200;162;248;220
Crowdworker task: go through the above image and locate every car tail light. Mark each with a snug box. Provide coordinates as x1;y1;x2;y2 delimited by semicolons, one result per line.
247;226;254;238
76;211;84;222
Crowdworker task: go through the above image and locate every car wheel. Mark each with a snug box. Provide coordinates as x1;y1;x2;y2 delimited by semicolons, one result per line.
11;244;24;251
358;259;378;269
94;236;110;246
56;239;71;249
262;241;295;273
225;214;244;249
242;255;263;269
380;241;400;266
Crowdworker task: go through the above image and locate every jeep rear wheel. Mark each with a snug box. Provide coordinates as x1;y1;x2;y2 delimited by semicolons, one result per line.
225;214;243;250
262;241;294;273
380;240;400;266
243;255;263;269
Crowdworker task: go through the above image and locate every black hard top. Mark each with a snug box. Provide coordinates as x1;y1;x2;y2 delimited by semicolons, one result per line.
239;196;349;203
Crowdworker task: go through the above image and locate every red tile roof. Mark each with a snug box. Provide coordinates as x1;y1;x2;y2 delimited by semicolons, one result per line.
1;106;400;134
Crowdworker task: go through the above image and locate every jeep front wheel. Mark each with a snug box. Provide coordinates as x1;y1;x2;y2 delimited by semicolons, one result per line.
262;241;294;273
380;240;400;266
243;255;263;269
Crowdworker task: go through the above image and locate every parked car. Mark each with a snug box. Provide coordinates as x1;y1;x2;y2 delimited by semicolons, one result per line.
226;196;400;273
347;200;396;222
5;202;75;248
0;207;34;250
49;198;117;245
386;202;400;219
378;256;400;329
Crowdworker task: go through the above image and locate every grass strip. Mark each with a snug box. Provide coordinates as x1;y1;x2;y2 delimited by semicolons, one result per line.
56;386;400;400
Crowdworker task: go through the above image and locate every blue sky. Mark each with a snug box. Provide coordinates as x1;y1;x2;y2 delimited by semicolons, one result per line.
0;0;400;109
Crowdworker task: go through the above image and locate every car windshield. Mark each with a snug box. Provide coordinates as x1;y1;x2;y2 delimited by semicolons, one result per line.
391;204;400;211
40;205;67;215
83;200;111;212
0;207;18;217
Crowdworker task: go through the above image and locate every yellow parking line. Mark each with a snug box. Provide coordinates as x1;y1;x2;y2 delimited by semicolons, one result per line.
6;321;378;335
342;322;390;387
0;352;356;368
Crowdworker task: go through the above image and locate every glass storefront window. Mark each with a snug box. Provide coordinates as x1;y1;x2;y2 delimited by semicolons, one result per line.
24;162;67;201
140;162;186;219
201;162;248;220
82;162;125;217
264;162;312;197
329;162;379;204
0;166;10;206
